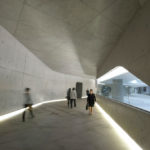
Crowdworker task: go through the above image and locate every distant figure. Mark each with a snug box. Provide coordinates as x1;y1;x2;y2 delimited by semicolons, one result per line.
70;88;77;108
86;89;89;96
22;88;34;122
87;89;96;115
66;88;71;108
86;88;90;104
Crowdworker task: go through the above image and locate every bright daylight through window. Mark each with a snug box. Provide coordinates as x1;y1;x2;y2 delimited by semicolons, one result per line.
97;66;150;112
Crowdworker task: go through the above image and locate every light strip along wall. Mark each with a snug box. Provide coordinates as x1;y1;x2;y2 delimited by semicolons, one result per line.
0;99;66;122
95;103;143;150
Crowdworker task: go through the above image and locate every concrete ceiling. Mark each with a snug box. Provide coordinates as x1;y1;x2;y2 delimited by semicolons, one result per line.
0;0;148;78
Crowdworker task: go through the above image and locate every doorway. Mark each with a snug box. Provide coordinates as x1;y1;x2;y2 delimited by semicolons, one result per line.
76;82;83;99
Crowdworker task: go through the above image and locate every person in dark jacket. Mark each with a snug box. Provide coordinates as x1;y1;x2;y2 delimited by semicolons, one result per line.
86;88;90;105
66;88;71;108
86;89;89;96
87;89;96;115
22;88;34;122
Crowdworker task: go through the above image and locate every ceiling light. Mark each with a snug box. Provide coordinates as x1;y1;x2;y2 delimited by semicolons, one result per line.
130;80;138;84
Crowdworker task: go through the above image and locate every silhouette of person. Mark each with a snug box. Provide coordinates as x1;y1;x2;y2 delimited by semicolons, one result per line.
87;89;96;115
22;88;34;122
70;88;77;108
66;88;71;108
86;88;89;96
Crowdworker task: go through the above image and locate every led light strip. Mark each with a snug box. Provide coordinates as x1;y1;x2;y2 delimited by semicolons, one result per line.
0;99;66;122
95;103;143;150
0;98;143;150
81;96;87;99
0;97;88;122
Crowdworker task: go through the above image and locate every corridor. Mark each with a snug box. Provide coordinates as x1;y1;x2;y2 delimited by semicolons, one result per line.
0;100;131;150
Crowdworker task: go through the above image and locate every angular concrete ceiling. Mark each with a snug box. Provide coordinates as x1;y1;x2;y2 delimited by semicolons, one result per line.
0;0;148;78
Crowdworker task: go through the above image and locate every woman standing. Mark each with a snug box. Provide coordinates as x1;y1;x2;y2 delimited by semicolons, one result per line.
87;89;96;115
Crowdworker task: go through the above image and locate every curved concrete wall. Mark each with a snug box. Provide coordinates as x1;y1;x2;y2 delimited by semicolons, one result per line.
97;1;150;85
0;25;95;115
97;95;150;150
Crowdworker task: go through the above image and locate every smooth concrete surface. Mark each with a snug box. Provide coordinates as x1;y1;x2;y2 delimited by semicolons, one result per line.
97;95;150;150
0;100;131;150
97;0;150;85
0;0;146;77
0;25;95;116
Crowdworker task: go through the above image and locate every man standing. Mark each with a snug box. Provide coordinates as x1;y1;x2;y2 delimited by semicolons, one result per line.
86;88;89;96
66;88;71;108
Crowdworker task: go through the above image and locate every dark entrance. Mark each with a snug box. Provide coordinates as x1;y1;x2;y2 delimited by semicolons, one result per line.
76;82;83;98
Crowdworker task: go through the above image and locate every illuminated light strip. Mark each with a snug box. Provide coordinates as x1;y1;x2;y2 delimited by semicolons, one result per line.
0;99;66;122
82;96;87;99
32;99;66;108
95;103;143;150
0;109;25;122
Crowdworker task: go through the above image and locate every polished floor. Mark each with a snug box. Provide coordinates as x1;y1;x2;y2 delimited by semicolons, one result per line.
0;100;130;150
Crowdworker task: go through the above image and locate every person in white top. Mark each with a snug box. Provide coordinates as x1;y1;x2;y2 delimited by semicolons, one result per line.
70;88;77;108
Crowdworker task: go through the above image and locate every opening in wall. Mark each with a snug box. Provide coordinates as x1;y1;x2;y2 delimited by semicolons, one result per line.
97;66;150;112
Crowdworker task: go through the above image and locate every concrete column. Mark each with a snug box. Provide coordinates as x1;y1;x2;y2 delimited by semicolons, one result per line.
111;79;124;101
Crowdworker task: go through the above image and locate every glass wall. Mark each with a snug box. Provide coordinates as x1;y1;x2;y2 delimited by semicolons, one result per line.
97;66;150;112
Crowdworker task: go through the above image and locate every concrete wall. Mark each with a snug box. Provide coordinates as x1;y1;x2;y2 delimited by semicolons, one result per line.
97;0;150;85
0;25;95;115
97;95;150;150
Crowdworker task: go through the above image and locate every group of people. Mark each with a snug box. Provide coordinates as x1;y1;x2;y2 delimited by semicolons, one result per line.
22;87;96;122
66;88;77;108
66;88;96;115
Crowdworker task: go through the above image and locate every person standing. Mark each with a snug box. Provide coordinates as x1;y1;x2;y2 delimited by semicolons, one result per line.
66;88;71;108
85;89;89;110
87;89;96;115
22;88;34;122
86;89;89;96
70;88;77;108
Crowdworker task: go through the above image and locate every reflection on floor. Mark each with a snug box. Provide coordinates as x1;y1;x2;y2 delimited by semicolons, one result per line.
124;94;150;112
0;100;130;150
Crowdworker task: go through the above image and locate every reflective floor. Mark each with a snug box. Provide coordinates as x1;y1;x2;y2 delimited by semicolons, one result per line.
0;100;130;150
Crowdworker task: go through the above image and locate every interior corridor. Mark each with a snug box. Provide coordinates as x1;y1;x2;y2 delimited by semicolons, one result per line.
0;99;131;150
